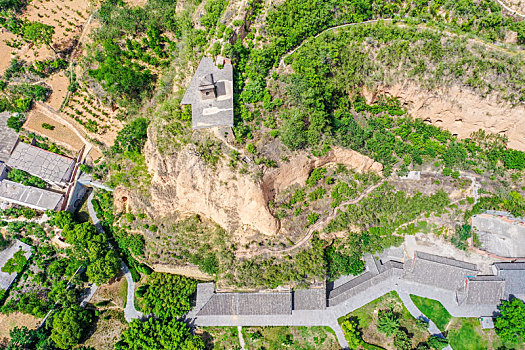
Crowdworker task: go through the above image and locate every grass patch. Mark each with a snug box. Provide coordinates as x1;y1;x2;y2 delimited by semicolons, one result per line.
200;327;240;350
242;326;339;350
339;291;429;349
410;295;452;331
119;278;128;309
448;318;487;350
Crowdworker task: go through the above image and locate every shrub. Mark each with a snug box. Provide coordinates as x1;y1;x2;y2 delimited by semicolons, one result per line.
41;122;54;130
377;309;400;336
8;169;47;188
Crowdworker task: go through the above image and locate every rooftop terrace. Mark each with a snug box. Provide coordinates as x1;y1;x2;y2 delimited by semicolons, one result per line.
7;142;75;186
181;57;234;129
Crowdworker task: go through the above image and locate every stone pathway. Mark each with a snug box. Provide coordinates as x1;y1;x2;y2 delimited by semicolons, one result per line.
80;283;99;307
237;326;246;350
397;291;453;350
191;275;500;349
122;262;143;322
87;191;142;322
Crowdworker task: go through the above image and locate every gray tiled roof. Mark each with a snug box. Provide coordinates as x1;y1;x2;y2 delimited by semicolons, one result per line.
7;142;75;186
293;288;326;310
403;251;478;291
328;262;404;306
494;263;525;298
0;180;64;211
463;276;505;305
197;292;292;316
181;57;234;129
0;112;20;163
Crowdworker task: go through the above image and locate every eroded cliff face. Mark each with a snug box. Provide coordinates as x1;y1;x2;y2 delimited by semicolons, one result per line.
138;137;382;236
142;139;279;235
364;83;525;151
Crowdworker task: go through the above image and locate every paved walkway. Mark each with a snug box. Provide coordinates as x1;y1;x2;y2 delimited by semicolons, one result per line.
190;275;500;349
80;284;99;307
397;291;453;350
237;326;246;349
87;191;142;322
122;262;143;321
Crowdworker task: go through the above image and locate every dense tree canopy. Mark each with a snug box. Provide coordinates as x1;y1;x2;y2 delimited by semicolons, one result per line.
115;318;205;350
51;305;92;349
495;298;525;343
140;272;197;318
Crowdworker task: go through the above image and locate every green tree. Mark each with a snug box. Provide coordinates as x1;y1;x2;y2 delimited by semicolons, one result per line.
7;327;51;350
1;249;28;274
50;305;92;349
142;272;197;317
377;309;400;336
53;211;74;230
394;329;412;350
341;319;364;348
7;169;47;188
23;21;54;48
495;298;525;343
115;318;205;350
86;250;120;284
427;335;449;350
6;114;25;132
140;272;197;318
279;109;307;150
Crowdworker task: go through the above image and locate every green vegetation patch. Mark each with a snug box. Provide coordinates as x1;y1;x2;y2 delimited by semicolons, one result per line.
448;318;487;350
201;327;241;350
410;295;452;332
242;326;339;350
342;291;430;348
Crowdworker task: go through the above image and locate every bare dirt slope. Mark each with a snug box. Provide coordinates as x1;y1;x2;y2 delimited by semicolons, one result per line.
364;83;525;151
137;137;382;238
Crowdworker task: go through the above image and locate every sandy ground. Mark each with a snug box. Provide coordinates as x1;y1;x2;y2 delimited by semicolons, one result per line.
125;0;148;6
45;72;69;110
0;31;17;75
0;312;40;341
505;0;525;14
63;89;123;146
24;109;85;152
90;273;127;309
22;0;90;48
83;310;127;350
152;264;215;281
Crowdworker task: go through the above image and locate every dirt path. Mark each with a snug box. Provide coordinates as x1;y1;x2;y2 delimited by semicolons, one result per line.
236;170;483;258
280;15;523;68
34;102;94;161
495;0;525;17
236;178;388;258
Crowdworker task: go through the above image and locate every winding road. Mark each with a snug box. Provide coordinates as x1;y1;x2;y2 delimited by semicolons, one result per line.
87;191;143;322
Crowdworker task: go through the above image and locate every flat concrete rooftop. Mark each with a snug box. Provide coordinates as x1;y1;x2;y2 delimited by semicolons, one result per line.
7;142;75;186
181;57;234;129
0;180;64;211
0;112;20;163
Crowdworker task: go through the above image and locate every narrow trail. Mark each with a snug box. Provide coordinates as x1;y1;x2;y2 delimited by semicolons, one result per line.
236;178;388;258
279;14;524;69
237;170;481;259
34;102;93;162
495;0;525;18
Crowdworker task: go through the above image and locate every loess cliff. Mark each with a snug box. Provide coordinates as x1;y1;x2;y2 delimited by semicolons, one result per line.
138;137;382;236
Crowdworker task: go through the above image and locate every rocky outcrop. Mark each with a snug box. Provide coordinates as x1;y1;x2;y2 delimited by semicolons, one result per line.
264;147;383;194
364;83;525;151
138;137;382;236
